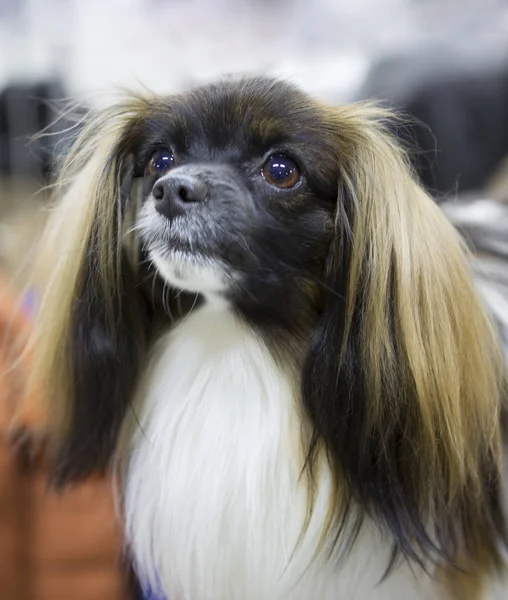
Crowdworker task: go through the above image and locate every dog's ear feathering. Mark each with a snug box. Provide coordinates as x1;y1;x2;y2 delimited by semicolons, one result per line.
25;96;160;484
303;104;507;572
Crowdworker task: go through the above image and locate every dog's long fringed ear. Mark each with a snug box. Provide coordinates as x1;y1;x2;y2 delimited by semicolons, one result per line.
302;105;507;571
25;99;155;485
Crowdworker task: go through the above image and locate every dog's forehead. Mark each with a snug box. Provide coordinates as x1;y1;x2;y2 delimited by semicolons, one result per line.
187;78;307;114
169;78;325;149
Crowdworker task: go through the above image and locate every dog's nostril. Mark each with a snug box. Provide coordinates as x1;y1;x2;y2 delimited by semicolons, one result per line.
177;183;204;203
152;184;164;200
179;186;189;202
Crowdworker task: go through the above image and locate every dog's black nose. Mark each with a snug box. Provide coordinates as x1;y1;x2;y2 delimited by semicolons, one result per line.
152;175;207;219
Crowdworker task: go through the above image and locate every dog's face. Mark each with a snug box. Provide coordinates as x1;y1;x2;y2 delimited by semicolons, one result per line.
132;80;340;325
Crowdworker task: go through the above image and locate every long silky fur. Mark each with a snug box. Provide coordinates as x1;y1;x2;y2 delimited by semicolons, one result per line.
25;96;161;482
26;82;508;586
302;106;508;572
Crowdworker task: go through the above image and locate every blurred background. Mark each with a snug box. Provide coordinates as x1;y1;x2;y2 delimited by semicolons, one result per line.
0;1;508;599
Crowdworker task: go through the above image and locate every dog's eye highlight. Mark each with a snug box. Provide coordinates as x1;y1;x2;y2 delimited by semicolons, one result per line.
262;154;300;189
146;149;175;177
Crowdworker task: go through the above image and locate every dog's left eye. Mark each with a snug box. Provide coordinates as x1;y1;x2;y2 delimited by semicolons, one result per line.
262;154;300;189
146;149;175;176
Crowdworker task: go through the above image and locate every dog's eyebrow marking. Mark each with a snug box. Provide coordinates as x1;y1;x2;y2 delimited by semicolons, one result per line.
247;118;289;150
142;112;191;153
251;118;281;137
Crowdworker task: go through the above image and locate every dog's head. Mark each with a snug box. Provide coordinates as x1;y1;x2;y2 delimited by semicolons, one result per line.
134;79;338;327
28;77;507;572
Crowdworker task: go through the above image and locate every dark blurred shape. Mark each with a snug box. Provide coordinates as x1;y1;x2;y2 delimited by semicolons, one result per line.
359;47;508;197
0;80;68;181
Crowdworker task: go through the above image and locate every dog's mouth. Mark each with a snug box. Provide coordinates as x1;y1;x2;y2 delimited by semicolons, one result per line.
135;193;253;296
138;199;208;254
136;207;229;295
155;234;199;257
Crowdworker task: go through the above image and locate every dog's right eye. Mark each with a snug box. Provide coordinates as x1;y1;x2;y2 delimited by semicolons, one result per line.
146;149;175;177
262;154;301;189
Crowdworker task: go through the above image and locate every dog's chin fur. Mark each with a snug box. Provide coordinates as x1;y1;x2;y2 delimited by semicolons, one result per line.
151;250;231;297
27;77;508;599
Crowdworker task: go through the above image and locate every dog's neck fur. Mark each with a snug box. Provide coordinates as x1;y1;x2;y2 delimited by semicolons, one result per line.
121;300;454;599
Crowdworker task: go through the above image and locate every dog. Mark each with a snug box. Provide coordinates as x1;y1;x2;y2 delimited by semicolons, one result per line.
25;77;508;599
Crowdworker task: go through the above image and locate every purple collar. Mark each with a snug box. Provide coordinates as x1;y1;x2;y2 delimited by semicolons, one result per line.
143;589;166;600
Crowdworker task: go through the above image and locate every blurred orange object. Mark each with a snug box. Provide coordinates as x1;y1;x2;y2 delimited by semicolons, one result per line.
0;272;134;600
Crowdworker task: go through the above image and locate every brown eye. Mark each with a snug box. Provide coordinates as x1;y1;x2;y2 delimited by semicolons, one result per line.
262;154;300;189
146;149;175;177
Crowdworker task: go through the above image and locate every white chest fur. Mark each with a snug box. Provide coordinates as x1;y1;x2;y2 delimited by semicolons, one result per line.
123;305;439;600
